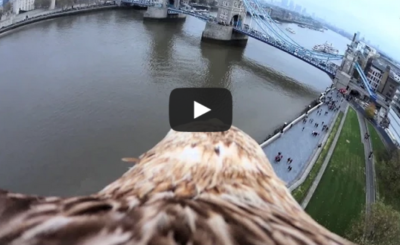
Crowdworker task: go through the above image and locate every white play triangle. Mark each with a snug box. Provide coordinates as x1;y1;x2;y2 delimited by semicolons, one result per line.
194;101;211;119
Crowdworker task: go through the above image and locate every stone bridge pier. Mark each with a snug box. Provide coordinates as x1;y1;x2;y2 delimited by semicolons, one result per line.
144;0;186;20
201;0;248;46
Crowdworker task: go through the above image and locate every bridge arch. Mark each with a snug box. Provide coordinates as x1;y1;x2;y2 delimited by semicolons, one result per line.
349;89;361;98
230;14;243;26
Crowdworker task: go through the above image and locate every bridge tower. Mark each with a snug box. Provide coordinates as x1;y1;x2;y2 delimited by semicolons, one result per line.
201;0;248;46
333;47;355;89
144;0;186;20
333;35;358;89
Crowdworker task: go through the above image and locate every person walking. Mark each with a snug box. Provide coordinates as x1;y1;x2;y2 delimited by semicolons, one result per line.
368;151;373;160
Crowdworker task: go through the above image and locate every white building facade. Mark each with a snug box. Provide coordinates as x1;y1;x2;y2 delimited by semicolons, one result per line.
387;74;400;147
366;66;383;91
387;107;400;146
12;0;35;14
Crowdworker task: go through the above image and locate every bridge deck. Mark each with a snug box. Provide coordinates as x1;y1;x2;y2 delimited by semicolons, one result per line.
263;90;343;186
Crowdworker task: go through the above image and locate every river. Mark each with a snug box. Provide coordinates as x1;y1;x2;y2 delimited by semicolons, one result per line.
0;9;350;196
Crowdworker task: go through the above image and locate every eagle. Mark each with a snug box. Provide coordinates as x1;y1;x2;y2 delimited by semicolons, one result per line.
0;126;354;245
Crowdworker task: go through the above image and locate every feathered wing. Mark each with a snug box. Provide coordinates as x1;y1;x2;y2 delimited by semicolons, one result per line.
0;126;355;245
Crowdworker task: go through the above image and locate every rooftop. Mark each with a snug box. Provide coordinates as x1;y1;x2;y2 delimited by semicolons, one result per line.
390;71;400;83
371;59;388;72
371;58;400;83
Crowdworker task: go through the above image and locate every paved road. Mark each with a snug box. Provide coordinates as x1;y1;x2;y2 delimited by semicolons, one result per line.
356;109;376;215
263;90;344;186
350;100;395;150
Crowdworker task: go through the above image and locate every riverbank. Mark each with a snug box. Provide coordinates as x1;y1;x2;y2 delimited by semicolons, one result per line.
262;88;344;187
275;18;322;30
0;4;121;35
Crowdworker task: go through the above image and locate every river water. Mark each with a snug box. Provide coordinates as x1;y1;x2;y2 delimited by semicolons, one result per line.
0;9;350;196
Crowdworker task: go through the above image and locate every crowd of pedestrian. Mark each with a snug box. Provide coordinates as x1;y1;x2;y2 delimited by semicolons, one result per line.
270;88;347;174
274;152;294;172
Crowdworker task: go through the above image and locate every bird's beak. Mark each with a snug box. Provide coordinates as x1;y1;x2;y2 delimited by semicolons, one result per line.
121;157;140;163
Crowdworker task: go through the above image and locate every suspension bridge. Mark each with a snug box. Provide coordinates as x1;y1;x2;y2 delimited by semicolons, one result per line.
122;0;377;101
354;62;377;101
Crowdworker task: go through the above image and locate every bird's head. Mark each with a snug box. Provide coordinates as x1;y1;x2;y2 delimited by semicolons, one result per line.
100;125;352;245
101;125;295;212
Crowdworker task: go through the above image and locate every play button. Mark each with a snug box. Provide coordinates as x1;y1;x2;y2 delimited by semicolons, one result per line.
194;101;211;119
169;88;232;132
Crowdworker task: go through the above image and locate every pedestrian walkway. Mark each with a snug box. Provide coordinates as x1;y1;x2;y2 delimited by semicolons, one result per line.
357;109;376;214
301;103;348;208
0;3;107;30
263;90;344;186
14;9;61;22
1;8;60;29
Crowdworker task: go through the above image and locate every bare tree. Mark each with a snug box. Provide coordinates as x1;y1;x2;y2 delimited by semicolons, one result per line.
3;2;12;12
365;103;376;120
346;202;400;245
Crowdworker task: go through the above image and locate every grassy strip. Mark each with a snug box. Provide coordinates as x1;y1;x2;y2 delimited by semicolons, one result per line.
367;122;385;203
305;108;366;236
291;111;344;203
367;122;386;158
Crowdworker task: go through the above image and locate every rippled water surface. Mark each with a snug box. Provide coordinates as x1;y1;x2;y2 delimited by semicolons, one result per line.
0;10;350;196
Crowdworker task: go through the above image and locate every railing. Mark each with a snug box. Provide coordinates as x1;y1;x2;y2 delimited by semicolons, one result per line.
121;0;153;6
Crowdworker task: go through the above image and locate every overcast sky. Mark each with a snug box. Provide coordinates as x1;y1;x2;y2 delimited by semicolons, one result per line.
284;0;400;59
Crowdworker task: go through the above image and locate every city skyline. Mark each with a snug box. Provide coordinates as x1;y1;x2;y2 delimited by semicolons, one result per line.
284;0;400;60
1;0;399;60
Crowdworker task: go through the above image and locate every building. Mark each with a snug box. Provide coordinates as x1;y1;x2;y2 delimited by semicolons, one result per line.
1;0;10;6
387;105;400;147
390;75;400;109
365;61;384;91
385;64;400;146
269;8;286;19
355;31;361;41
379;71;399;100
264;7;272;16
288;0;294;10
12;0;35;14
280;0;288;8
364;59;400;101
294;4;301;12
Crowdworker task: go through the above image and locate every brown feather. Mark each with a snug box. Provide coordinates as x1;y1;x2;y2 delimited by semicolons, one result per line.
0;126;355;245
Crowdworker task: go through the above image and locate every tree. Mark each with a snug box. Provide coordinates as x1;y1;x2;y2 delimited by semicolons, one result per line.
3;2;12;12
377;150;400;196
346;202;400;245
365;103;376;120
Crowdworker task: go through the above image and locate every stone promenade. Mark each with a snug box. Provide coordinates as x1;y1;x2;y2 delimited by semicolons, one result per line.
263;90;344;186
